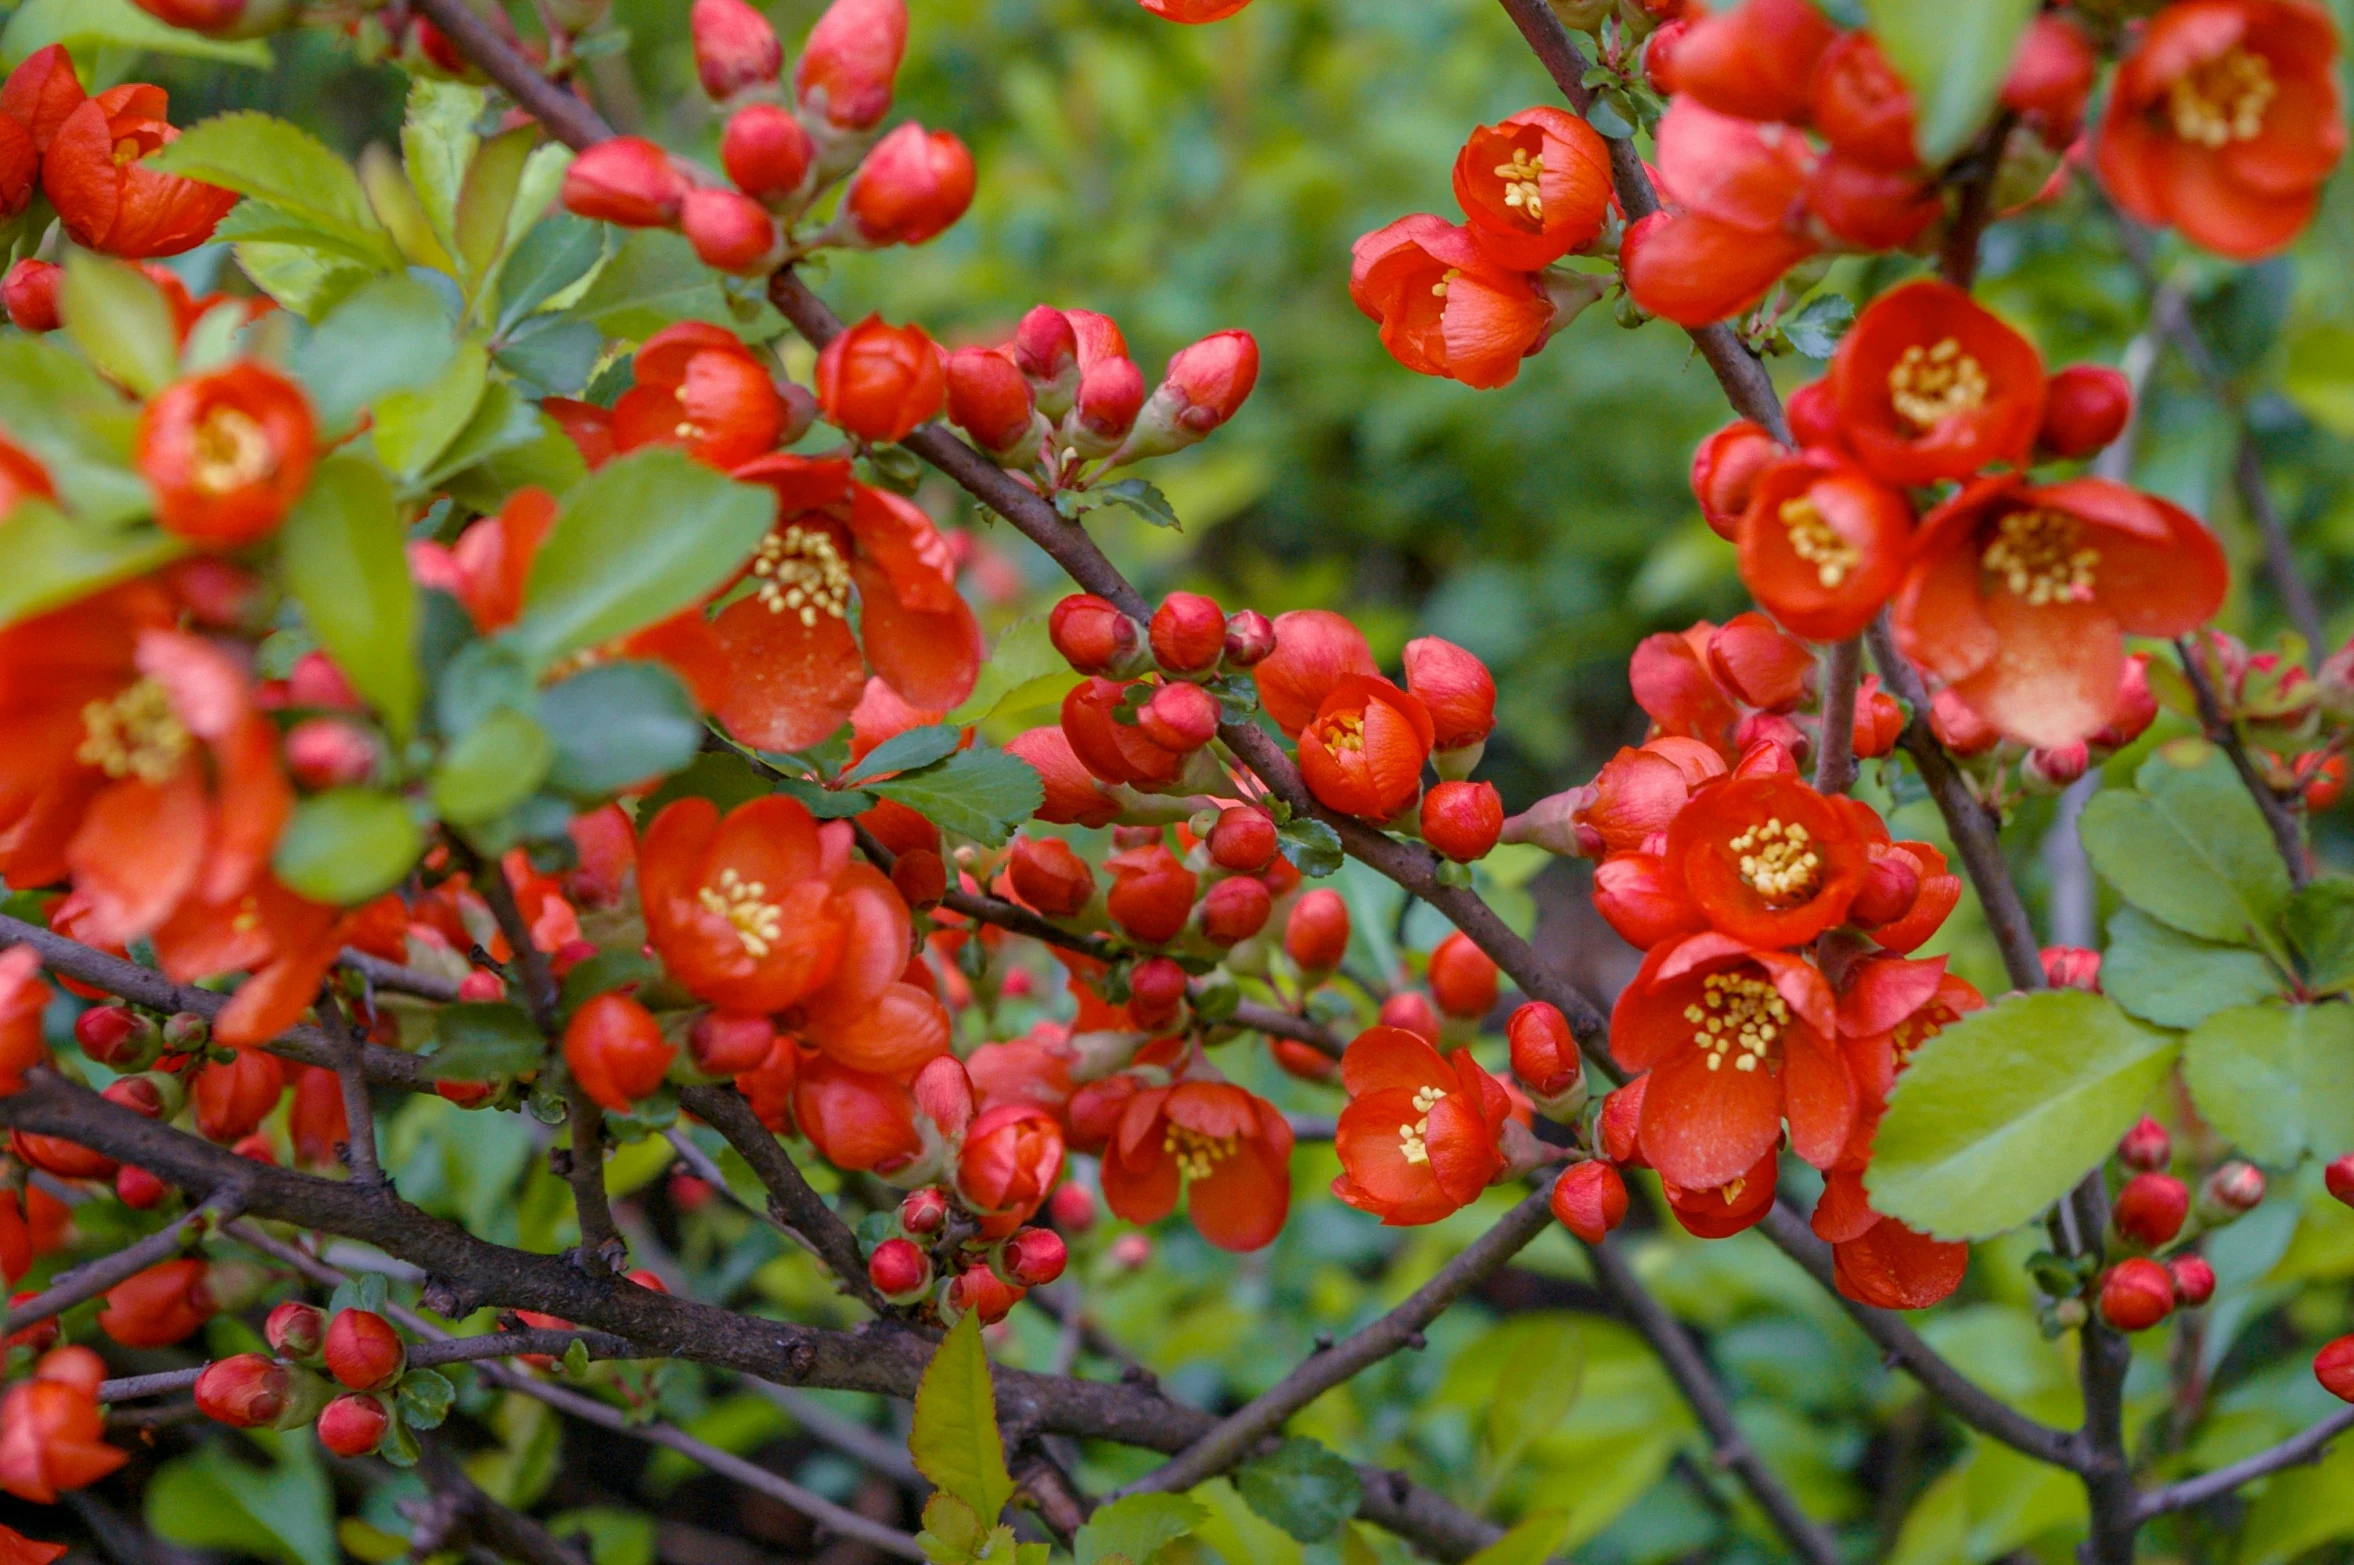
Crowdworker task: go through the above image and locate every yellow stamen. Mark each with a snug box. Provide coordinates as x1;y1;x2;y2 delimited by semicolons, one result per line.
751;523;853;630
1399;1083;1448;1166
1431;268;1459;299
1725;817;1821;904
1160;1123;1239;1182
1886;337;1988;432
2168;47;2276;147
1687;971;1789;1075
697;868;784;959
77;678;191;786
1981;507;2099;607
1777;495;1861;589
191;406;275;495
1492;147;1545;225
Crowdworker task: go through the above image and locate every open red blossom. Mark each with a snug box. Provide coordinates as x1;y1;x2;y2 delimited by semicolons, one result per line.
1452;106;1613;270
1623;102;1817;328
1664;0;1837;123
612;323;785;471
1299;675;1435;822
1611;932;1853;1189
41;82;234;258
151;879;376;1047
2095;0;2345;260
1140;0;1254;20
1350;214;1553;389
711;454;979;751
1665;773;1870;948
1829;280;2047;486
0;950;50;1098
1593;850;1709;950
137;363;317;548
1810;32;1918;172
1630;628;1741;749
1814;1169;1969;1309
1735;455;1913;642
1333;1026;1511;1225
0;1348;125;1503
1692;421;1787;541
1254;609;1377;736
1895;476;2229;748
2004;15;2099;147
957;1102;1066;1231
1100;1079;1293;1251
1662;1147;1780;1238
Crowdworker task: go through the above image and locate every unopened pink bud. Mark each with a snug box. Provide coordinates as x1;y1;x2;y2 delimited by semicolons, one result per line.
1137;680;1220;751
795;0;908;130
323;1308;405;1392
682;187;784;275
997;1227;1067;1288
1207;807;1277;872
266;1300;328;1361
2201;1162;2266;1221
1071;355;1144;453
691;0;782;99
2167;1255;2216;1307
1222;609;1276;667
195;1353;297;1429
720;104;815;201
946;347;1035;456
2112;1171;2188;1248
2041;946;2102;993
561;138;689;228
2;259;60;332
1048;1183;1096;1233
1198;875;1271;946
899;1186;950;1235
316;1393;389;1457
868;1237;932;1302
2118;1115;2171;1172
284;718;379;790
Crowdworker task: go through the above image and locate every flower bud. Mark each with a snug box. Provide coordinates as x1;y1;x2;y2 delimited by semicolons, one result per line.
2200;1162;2266;1222
2038;365;2131;459
1013;306;1080;416
900;1186;950;1235
1199;876;1271;947
316;1393;390;1457
1705;613;1812;712
1048;593;1138;675
868;1237;933;1302
1402;637;1497;754
1379;990;1440;1042
1137;680;1220;752
195;1354;323;1430
2023;742;2089;794
1007;836;1096;917
1507;1001;1585;1115
101;1258;217;1348
76;1006;159;1069
1599;1078;1648;1166
1115;331;1260;461
117;1165;168;1209
1283;888;1350;974
997;1227;1067;1288
284;717;379;790
266;1300;327;1361
691;0;782;100
1420;780;1503;863
891;848;947;909
1207;807;1277;872
2098;1257;2176;1332
163;1011;211;1052
815;316;944;443
2327;1152;2354;1208
682;187;784;275
2167;1255;2216;1308
2092;655;2157;751
1223;609;1276;668
1109;1232;1151;1271
1106;845;1197;945
457;970;505;1002
720;105;815;201
1149;592;1226;674
2319;1336;2354;1402
1048;1183;1096;1232
324;1309;406;1392
2000;14;2097;146
1849;851;1922;929
1428;932;1499;1020
1691;421;1785;542
795;0;909;131
288;651;362;711
563;993;676;1114
1550;1161;1628;1245
2041;946;2102;993
843;124;975;247
944;1264;1025;1326
688;1011;776;1076
3;259;60;332
2112;1172;2188;1248
1070;355;1145;454
1929;687;2000;756
560;138;689;228
1852;679;1905;759
1126;956;1188;1031
946;347;1036;457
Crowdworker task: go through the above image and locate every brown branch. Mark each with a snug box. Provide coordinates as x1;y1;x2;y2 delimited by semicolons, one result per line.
677;1084;886;1312
2137;1404;2354;1519
2176;635;2310;888
318;987;387;1186
342;947;461;1003
412;1442;592;1565
97;1326;647;1402
1814;638;1862;795
3;1185;246;1339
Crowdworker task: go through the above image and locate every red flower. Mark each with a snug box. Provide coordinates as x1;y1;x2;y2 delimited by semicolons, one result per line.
136;363;317;547
100;1258;217;1349
1610;932;1853;1189
1350;214;1554;389
612;323;785;471
1894;476;2228;748
150;879;363;1047
691;0;781;100
565;993;677;1113
0;950;49;1097
1707;613;1813;713
1104;841;1197;944
1421;779;1503;863
1664;0;1837;123
1691;421;1787;542
1829;280;2046;486
193;1046;284;1142
1060;676;1185;790
1736;455;1913;641
815;316;945;443
682;188;784;275
721;105;816;202
561;138;690;228
712;455;979;751
1813;1169;1969;1309
1661;1147;1780;1238
41;83;235;259
1622;102;1817;328
1578;737;1726;854
843;123;976;247
795;0;908;131
794;1055;926;1170
1005;725;1120;827
1254;609;1377;736
1298;675;1434;822
2095;0;2345;260
956;1102;1065;1229
1099;1079;1293;1251
1402;637;1496;753
1664;773;1870;948
1139;0;1253;19
0;1347;125;1503
1333;1026;1510;1225
1810;33;1918;171
1452;107;1613;270
1593;850;1709;950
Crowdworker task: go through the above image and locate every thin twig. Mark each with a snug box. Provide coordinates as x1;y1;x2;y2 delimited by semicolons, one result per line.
317;987;387;1186
412;1442;592;1565
97;1326;647;1402
2136;1404;2354;1519
1814;638;1862;795
677;1084;886;1312
2177;636;2309;887
2;1185;246;1338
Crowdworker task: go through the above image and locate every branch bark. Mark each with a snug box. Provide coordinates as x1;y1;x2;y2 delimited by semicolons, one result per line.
2177;635;2310;888
677;1084;887;1312
2135;1404;2354;1520
1814;638;1862;795
2;1186;246;1338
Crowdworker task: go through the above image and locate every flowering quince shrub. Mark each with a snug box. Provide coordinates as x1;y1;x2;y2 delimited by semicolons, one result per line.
0;2;2338;1565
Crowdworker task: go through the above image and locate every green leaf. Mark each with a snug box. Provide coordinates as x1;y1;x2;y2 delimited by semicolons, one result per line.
372;340;491;482
1867;990;2180;1240
415;380;546;493
400;80;484;258
910;1313;1014;1525
144;112;399;270
1484;1315;1582;1470
290;273;459;436
279;456;421;741
2;0;271;67
2181;1003;2354;1166
2234;1438;2354;1565
2078;745;2292;954
436;637;538;741
0;337;150;525
454;125;540;294
512;449;771;669
0;502;182;630
432;707;556;826
772;775;879;818
539;662;704;800
558;950;660;1020
59;253;179;398
572;229;754;339
643;750;773;819
2101;906;2283;1030
147;1438;337;1565
1464;1513;1573;1565
380;1413;421;1467
424;1003;548;1082
545;1509;655;1565
1075;1494;1207;1565
2285;878;2354;993
496;216;605;334
1780;292;1856;361
869;745;1044;849
494;314;605;397
1094;477;1182;530
396;1368;455;1430
273;789;424;906
843;725;964;784
1234;1438;1362;1543
1862;0;2038;165
1277;817;1344;878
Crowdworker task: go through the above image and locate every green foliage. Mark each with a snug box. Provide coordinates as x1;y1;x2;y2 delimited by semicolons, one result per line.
0;337;151;524
1862;0;2038;164
59;253;180;399
431;706;555;826
423;1004;548;1083
1277;816;1344;878
0;500;180;628
147;1434;338;1565
146;112;403;270
2079;745;2293;958
911;1313;1015;1528
1234;1437;1362;1543
1075;1494;1208;1565
278;455;421;740
1869;991;2180;1239
2101;907;2283;1030
272;788;423;905
539;662;705;799
2;0;270;67
289;275;460;436
868;745;1046;849
1463;1513;1571;1565
2283;878;2354;994
2181;1004;2354;1166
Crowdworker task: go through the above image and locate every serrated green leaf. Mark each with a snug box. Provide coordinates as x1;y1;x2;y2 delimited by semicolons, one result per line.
59;252;179;398
511;448;771;669
1868;991;2179;1239
1076;1494;1207;1565
869;745;1043;849
289;274;458;436
2;0;271;67
2102;906;2283;1030
0;502;182;631
1862;0;2038;165
380;1412;420;1467
425;1003;547;1082
274;789;423;906
539;662;704;799
2079;746;2292;955
572;229;756;340
843;724;963;784
402;81;484;258
2285;878;2354;993
770;775;879;818
1464;1512;1572;1565
1095;477;1182;530
1234;1438;1361;1543
432;707;555;826
279;456;420;741
499;215;602;334
910;1313;1014;1525
230;240;376;324
396;1368;454;1430
372;340;490;483
1780;292;1855;361
144;112;399;270
1277;817;1343;878
557;950;661;1020
2181;1003;2354;1166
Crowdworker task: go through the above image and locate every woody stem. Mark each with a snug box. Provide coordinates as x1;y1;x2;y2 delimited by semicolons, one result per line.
1813;637;1862;794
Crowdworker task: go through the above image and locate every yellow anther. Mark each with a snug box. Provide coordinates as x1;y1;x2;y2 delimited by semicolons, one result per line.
1982;507;2099;607
1493;147;1545;225
1777;495;1862;589
1431;268;1459;299
2168;47;2275;147
752;523;854;630
78;678;191;785
1688;972;1789;1075
1725;817;1822;903
1161;1123;1240;1182
191;406;274;495
1886;337;1989;432
697;867;784;959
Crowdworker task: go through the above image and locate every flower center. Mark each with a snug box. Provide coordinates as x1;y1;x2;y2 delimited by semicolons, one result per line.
78;678;192;785
1161;1123;1239;1182
1398;1082;1447;1166
1316;710;1365;755
1982;507;2099;606
752;523;853;629
1726;816;1821;903
1431;268;1459;299
192;406;275;495
1886;337;1988;432
1494;147;1545;226
1777;496;1860;588
1683;972;1789;1075
1719;1176;1747;1206
2168;47;2275;147
697;868;784;959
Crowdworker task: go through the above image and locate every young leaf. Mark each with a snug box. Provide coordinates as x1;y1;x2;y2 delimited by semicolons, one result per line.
0;502;182;631
1277;817;1344;878
910;1313;1014;1526
431;708;556;826
0;338;152;526
842;724;963;784
423;1004;548;1082
2;0;271;67
1866;990;2180;1240
401;80;484;258
495;215;605;334
290;274;459;436
511;448;772;669
1075;1494;1207;1565
2078;745;2292;955
2100;907;2283;1030
539;662;705;799
142;111;402;270
273;788;425;906
59;254;179;398
1234;1438;1362;1543
1779;292;1856;361
1094;477;1182;530
1862;0;2038;165
1463;1512;1572;1565
371;341;491;483
395;1369;454;1431
278;455;421;740
557;951;662;1022
868;746;1044;849
2181;1003;2354;1166
453;125;539;294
